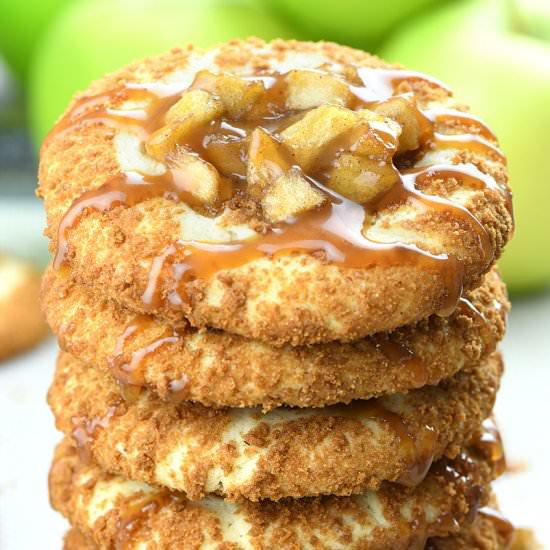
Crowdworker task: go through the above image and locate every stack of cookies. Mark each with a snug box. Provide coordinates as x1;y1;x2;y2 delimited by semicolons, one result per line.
40;39;518;549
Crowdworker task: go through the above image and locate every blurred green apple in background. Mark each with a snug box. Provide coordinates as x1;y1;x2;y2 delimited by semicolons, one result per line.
381;0;550;293
0;0;71;81
29;0;292;144
260;0;452;49
510;0;550;41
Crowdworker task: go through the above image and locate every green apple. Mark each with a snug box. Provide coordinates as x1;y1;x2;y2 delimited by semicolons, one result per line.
0;0;71;81
28;0;292;144
259;0;452;49
509;0;550;42
381;0;550;293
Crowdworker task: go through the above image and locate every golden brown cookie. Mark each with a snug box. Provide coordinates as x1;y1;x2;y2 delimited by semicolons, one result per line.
42;266;507;409
63;508;518;550
38;38;513;346
50;435;500;550
0;254;48;360
48;351;502;502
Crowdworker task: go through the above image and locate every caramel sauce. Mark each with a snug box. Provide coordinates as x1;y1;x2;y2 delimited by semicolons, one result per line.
472;417;507;477
432;132;506;162
71;405;118;464
113;491;172;550
372;333;429;388
109;314;181;387
424;108;498;141
350;67;451;103
327;400;437;487
478;507;515;547
50;65;512;317
458;296;496;352
401;444;487;549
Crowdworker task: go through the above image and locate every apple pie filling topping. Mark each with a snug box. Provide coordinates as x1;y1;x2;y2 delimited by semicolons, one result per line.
51;64;511;314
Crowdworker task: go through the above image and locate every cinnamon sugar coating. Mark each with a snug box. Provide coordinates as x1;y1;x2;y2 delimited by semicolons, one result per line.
63;507;520;550
38;38;513;346
48;351;502;502
42;266;507;409
51;437;498;550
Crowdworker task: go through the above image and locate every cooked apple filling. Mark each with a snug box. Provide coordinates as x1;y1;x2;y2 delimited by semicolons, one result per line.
142;68;430;222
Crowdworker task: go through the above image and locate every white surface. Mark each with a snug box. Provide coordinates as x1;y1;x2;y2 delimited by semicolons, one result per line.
0;198;49;267
0;339;68;549
0;294;549;549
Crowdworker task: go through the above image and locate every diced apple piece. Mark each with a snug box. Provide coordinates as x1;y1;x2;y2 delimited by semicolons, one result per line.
167;148;224;205
262;167;325;222
355;109;402;155
280;105;358;170
247;128;293;199
285;69;353;110
371;97;430;152
164;89;223;125
327;153;399;203
190;70;265;118
217;75;265;118
145;90;223;160
204;136;247;178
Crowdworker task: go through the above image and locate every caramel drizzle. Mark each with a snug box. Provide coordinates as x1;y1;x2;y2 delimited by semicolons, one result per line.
109;314;180;387
473;417;507;477
458;296;496;352
50;65;511;317
71;405;118;464
372;333;429;389
326;400;437;488
109;292;498;402
113;491;172;550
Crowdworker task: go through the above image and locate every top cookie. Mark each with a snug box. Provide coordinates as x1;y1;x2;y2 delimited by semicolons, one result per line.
39;38;513;345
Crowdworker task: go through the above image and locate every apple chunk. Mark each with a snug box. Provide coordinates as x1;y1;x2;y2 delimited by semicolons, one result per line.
146;89;223;160
191;70;265;118
372;96;431;152
285;69;353;110
247;128;324;221
167;147;224;205
247;128;293;198
280;105;400;203
327;152;399;203
280;104;359;169
262;167;325;222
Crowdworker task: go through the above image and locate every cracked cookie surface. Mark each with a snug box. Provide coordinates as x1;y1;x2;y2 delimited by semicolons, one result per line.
48;351;502;501
39;38;513;345
42;266;507;408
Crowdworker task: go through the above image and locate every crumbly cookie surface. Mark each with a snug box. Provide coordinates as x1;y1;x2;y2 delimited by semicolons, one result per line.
62;507;517;550
48;351;502;501
50;437;499;550
43;266;507;408
38;38;513;345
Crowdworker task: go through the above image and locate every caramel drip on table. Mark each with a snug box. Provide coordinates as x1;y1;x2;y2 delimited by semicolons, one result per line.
327;400;437;488
50;66;512;317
